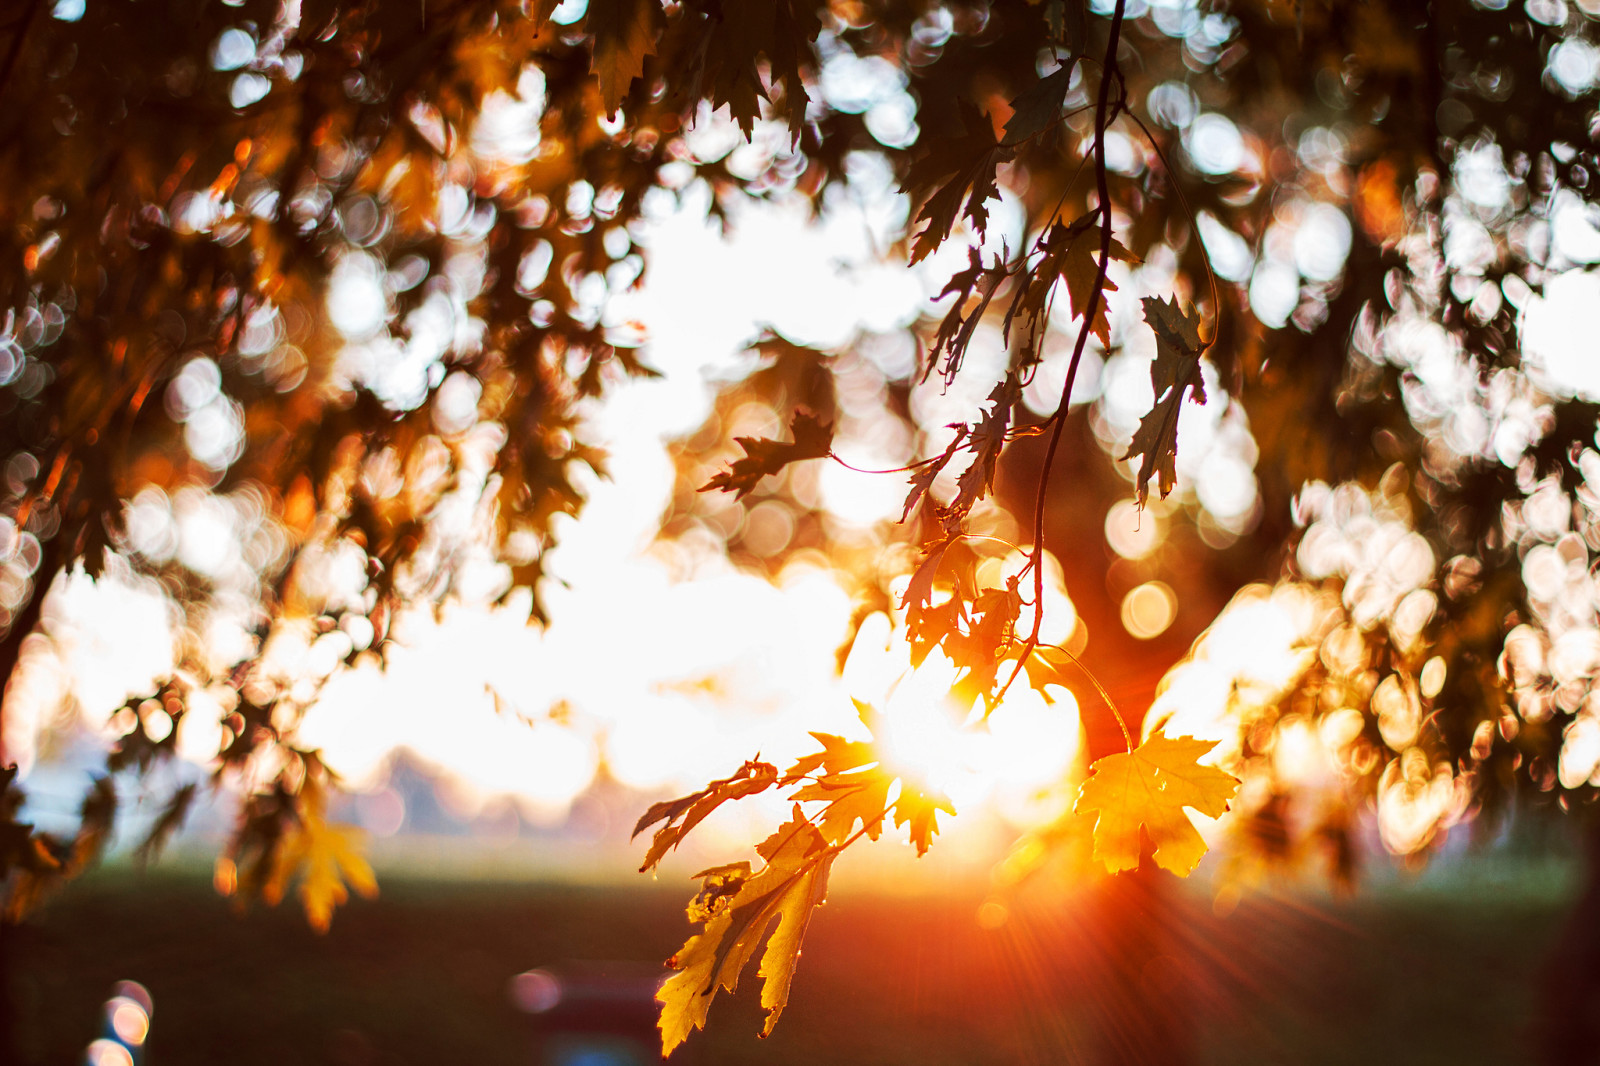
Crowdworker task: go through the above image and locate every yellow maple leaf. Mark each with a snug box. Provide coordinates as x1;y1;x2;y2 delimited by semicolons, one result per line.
657;808;835;1056
262;806;378;933
1075;730;1239;877
791;770;891;846
634;758;779;873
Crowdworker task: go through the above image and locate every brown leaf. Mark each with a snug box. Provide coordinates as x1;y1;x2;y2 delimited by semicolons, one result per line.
587;0;662;118
901;426;969;521
953;376;1017;516
1122;296;1208;507
926;247;1009;385
1001;64;1075;146
679;0;820;138
901;100;1014;264
700;410;833;499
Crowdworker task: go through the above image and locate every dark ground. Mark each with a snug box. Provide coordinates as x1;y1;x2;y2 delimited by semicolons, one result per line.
4;861;1576;1066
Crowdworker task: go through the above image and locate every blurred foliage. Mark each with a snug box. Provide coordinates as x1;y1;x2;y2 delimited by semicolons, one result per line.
2;0;1600;1050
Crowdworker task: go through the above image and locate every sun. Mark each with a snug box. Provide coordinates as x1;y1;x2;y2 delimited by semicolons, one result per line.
842;612;1084;826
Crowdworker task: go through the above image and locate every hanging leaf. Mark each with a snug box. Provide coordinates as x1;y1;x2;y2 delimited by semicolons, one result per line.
926;247;1009;385
952;376;1018;516
1122;296;1208;507
901;426;969;521
657;808;836;1055
901;100;1014;264
700;411;834;499
894;783;956;856
586;0;663;117
678;0;821;138
262;803;378;932
1075;730;1239;877
635;758;781;872
132;782;198;867
1001;64;1075;146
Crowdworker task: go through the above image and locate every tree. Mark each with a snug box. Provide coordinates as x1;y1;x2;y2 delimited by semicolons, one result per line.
2;0;1600;1058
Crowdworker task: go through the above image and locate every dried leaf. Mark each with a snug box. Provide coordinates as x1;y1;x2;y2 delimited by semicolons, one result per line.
700;411;833;499
587;0;662;118
926;247;1008;385
635;758;781;871
1002;64;1074;146
953;377;1017;516
901;100;1014;264
1075;731;1240;877
1122;296;1208;507
901;426;969;521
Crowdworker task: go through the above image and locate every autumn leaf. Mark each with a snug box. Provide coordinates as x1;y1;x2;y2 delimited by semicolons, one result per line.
132;782;197;867
657;808;836;1055
262;805;378;932
926;247;1008;385
951;579;1023;707
1062;233;1135;348
1122;296;1208;507
1075;730;1239;877
634;758;781;872
700;411;833;499
786;727;892;845
899;535;955;616
1002;64;1075;146
1005;220;1131;358
901;99;1014;264
651;708;964;1053
679;0;821;138
894;784;956;856
786;706;956;855
901;426;969;521
586;0;662;118
905;595;963;669
953;376;1017;516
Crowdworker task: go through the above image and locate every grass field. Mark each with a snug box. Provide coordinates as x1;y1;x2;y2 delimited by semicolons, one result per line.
4;849;1581;1066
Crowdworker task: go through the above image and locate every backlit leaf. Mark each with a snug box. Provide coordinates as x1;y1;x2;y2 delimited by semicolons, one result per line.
1002;64;1075;146
587;0;662;117
635;758;781;872
901;426;969;521
700;411;833;499
657;809;835;1055
1122;296;1208;507
263;804;378;933
1075;731;1240;877
901;100;1014;264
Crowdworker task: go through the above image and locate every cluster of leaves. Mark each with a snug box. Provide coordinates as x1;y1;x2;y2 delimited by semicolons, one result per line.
5;0;1600;1057
636;701;1235;1055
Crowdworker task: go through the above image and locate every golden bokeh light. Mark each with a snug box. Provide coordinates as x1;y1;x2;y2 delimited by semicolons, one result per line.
1120;581;1176;640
